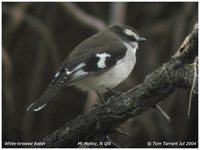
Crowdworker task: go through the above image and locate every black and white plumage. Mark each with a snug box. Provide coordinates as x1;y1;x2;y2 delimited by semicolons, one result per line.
27;24;146;112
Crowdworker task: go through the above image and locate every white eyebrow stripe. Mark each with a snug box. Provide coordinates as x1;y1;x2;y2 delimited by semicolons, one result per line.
124;29;139;40
96;53;111;69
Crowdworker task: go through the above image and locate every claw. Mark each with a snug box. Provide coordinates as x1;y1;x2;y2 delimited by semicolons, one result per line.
106;87;137;95
91;104;100;110
95;90;107;104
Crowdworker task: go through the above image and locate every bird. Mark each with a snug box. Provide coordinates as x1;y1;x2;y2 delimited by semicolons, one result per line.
27;24;146;112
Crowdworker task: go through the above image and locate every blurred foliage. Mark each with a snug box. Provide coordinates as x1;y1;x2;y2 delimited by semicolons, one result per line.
2;2;198;148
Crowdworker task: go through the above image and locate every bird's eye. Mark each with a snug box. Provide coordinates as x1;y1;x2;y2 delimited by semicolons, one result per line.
129;35;138;42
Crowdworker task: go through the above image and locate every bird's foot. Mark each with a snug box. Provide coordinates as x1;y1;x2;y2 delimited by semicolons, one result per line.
106;87;137;95
91;104;100;110
96;90;108;104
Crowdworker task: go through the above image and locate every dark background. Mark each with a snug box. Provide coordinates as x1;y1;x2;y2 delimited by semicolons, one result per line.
2;2;198;148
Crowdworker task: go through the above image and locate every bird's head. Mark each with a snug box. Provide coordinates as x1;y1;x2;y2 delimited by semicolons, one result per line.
110;24;146;44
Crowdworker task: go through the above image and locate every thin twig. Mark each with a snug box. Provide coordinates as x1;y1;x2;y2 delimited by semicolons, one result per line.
61;3;106;31
188;56;198;118
106;135;121;148
155;104;171;122
114;127;130;136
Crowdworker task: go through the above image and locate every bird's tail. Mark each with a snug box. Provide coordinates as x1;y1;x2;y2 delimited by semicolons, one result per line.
27;86;58;112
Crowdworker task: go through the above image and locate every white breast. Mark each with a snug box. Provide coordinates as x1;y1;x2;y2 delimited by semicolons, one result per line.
73;42;137;93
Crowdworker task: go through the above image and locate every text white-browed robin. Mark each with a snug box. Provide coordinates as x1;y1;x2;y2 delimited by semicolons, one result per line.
27;24;146;112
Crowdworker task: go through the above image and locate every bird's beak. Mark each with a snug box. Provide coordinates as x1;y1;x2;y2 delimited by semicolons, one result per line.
137;37;146;42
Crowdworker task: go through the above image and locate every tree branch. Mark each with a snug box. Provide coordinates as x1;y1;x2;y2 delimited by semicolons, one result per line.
109;2;127;24
61;3;106;31
39;24;198;148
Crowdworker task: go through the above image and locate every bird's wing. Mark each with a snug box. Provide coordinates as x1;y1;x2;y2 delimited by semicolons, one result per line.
54;42;127;85
27;42;127;112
